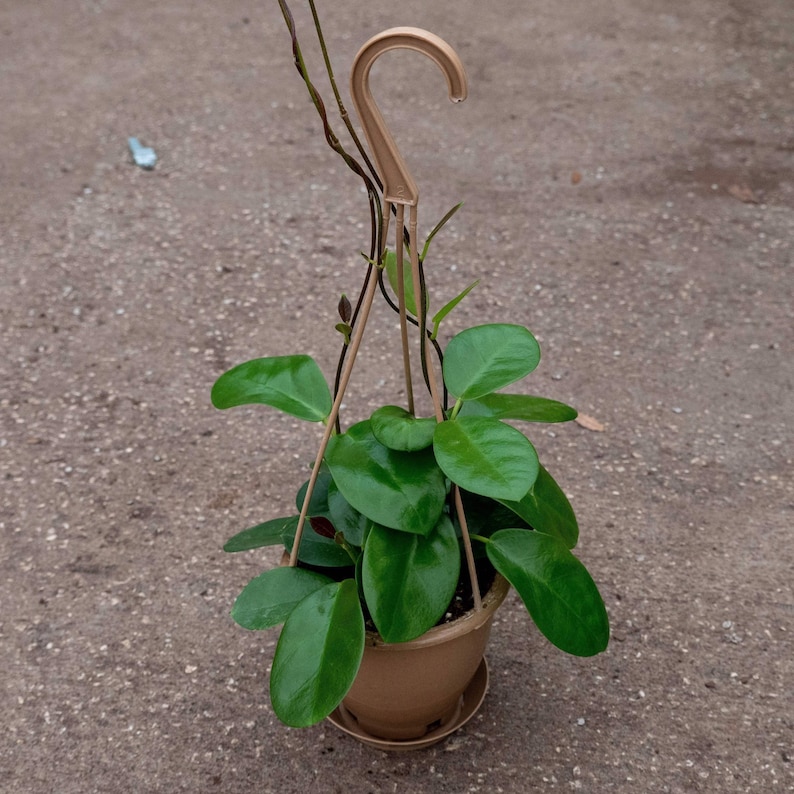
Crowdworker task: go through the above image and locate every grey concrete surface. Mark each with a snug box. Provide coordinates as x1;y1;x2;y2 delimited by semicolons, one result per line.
1;1;792;791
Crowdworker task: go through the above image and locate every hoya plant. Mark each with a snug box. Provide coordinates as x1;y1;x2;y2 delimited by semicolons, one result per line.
211;0;609;729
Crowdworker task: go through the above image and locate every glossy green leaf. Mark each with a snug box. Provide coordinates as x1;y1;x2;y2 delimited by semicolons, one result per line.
459;393;577;423
497;465;579;548
288;472;352;566
433;416;539;501
295;471;332;516
457;490;531;542
230;566;331;630
325;421;446;536
486;529;609;656
362;517;460;643
282;521;352;568
327;480;369;547
443;324;541;400
370;405;437;451
211;355;331;422
271;579;365;727
223;516;297;552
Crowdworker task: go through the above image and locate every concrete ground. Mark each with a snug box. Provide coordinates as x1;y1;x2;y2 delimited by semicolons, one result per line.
2;0;792;791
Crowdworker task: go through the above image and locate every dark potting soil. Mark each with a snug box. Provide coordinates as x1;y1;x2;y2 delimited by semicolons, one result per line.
439;557;498;625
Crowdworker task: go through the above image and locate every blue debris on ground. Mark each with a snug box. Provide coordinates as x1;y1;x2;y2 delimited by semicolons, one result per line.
128;137;157;170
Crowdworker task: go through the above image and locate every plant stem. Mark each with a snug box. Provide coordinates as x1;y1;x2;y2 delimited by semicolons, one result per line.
391;204;415;414
335;534;360;564
307;0;381;187
375;269;448;409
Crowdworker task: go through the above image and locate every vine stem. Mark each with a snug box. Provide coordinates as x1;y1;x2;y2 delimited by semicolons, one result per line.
393;203;415;415
307;0;381;187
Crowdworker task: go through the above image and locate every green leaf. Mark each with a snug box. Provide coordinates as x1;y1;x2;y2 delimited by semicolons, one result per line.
335;322;352;345
383;249;427;317
289;472;353;566
230;566;331;630
433;416;539;501
211;355;332;422
430;280;478;340
282;521;352;568
223;516;297;552
497;465;579;548
370;405;437;451
459;393;577;423
362;517;460;643
457;490;531;542
325;421;446;536
327;480;369;547
443;324;541;400
295;471;332;516
421;202;463;261
486;529;609;656
271;579;365;727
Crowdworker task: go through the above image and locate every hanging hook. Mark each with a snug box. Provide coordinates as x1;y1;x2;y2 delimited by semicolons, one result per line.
350;27;467;206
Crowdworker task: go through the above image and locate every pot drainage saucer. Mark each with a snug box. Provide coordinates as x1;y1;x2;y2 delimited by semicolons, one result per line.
327;658;489;751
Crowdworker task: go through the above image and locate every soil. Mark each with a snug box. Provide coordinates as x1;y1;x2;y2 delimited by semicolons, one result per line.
442;558;498;624
2;1;793;792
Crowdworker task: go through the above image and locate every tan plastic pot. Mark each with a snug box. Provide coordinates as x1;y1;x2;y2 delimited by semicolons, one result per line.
339;573;510;742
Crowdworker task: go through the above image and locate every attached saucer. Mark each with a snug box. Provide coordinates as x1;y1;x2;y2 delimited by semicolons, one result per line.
327;658;490;751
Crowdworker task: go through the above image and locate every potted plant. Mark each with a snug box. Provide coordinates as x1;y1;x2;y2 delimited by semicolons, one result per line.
211;1;609;747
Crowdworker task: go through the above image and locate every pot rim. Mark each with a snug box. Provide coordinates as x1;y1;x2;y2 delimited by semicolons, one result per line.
364;573;510;650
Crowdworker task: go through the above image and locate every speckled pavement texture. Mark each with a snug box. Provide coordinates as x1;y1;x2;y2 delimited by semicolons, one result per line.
2;1;792;791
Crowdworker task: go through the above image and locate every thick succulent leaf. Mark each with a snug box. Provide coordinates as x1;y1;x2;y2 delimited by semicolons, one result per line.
211;355;331;422
433;416;539;501
270;579;365;727
295;471;332;516
443;324;541;400
287;472;352;566
459;393;577;423
325;421;446;536
223;516;297;553
497;465;579;548
282;522;352;568
457;490;531;541
230;566;331;630
370;405;437;451
486;529;609;656
327;480;369;547
362;517;460;643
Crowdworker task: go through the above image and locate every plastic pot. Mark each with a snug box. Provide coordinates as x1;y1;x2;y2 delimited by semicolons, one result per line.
334;573;510;744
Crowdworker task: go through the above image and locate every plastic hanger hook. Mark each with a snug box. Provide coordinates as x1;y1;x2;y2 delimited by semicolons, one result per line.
350;27;467;207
